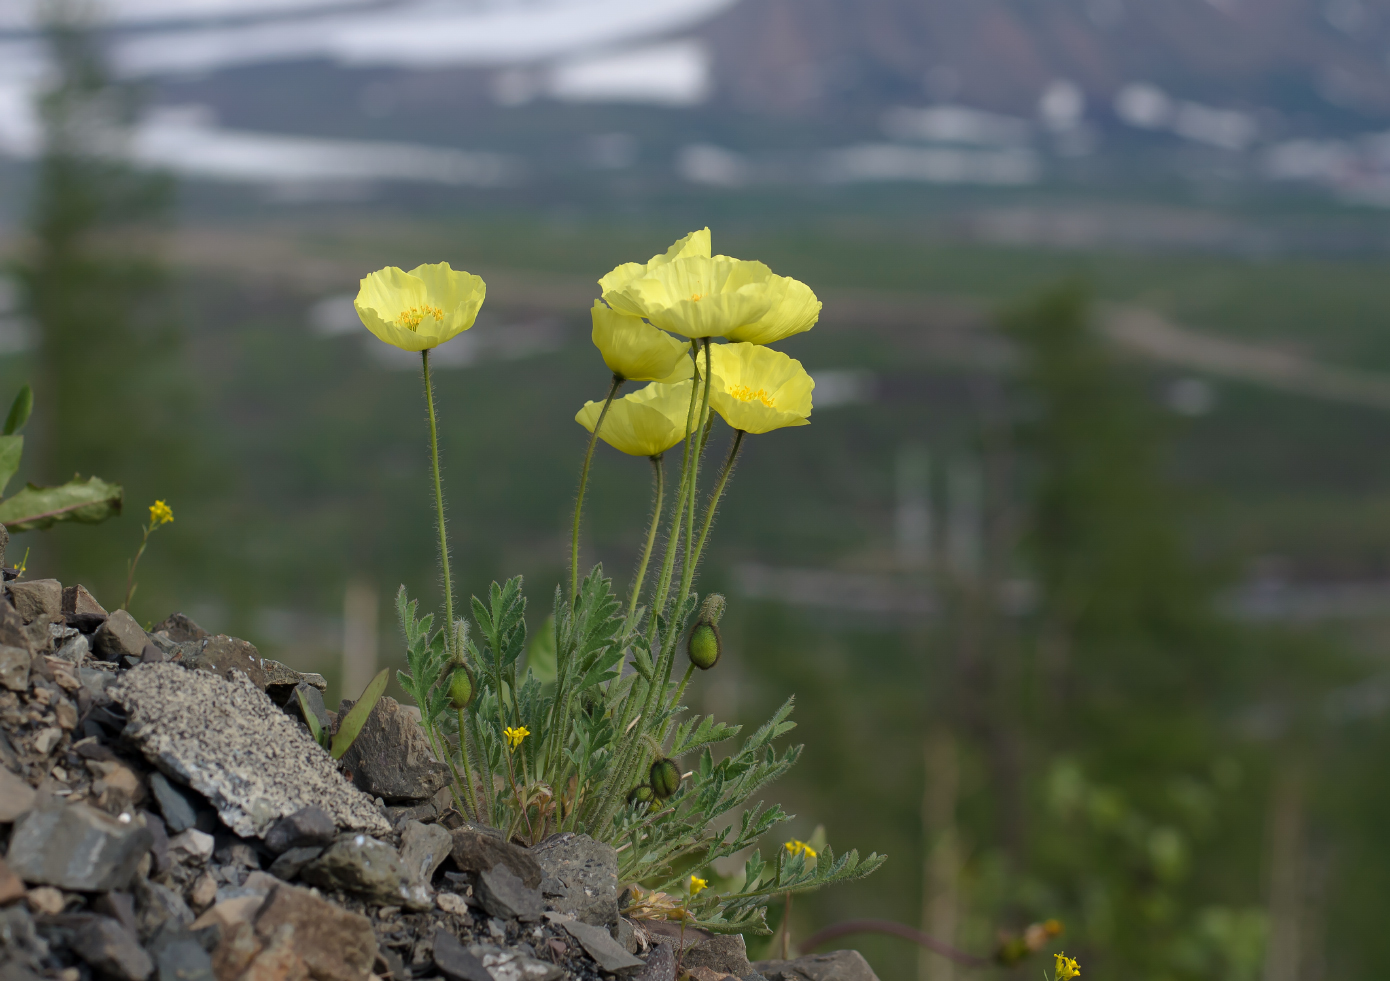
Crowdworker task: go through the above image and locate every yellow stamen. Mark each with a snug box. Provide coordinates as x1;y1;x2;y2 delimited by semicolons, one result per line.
395;305;445;331
690;293;703;302
730;385;776;408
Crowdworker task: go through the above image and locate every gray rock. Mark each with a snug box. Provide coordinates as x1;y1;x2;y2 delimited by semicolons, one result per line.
336;695;449;804
91;891;139;935
79;666;118;705
532;832;619;927
300;834;430;909
148;772;198;834
0;645;29;692
6;801;151;890
475;864;543;922
467;944;563;981
63;584;108;617
53;629;88;664
557;916;646;972
263;806;337;854
450;829;543;889
433;928;493;981
0;765;36;822
285;681;331;734
400;820;453;887
7;580;62;624
94;610;149;661
540;876;567;898
261;659;307;699
151;614;207;644
181;635;267;690
213;838;261;869
110;663;390;838
268;846;323;881
133;878;194;939
752;952;881;981
152;935;214;981
634;942;676;981
72;916;154;981
684;934;752;977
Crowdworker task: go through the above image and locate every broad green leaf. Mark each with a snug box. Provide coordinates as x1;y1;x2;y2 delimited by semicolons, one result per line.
4;385;32;436
331;667;389;760
0;476;122;532
0;435;22;498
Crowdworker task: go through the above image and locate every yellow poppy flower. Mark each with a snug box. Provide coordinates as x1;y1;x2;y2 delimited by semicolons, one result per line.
707;342;813;434
148;500;174;527
688;875;708;896
355;262;486;351
575;380;695;457
598;227;711;296
725;274;821;345
602;255;778;340
590;301;693;383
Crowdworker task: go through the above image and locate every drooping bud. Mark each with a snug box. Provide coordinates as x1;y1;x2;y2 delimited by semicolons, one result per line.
687;593;726;671
627;784;655;806
447;663;476;710
650;758;681;799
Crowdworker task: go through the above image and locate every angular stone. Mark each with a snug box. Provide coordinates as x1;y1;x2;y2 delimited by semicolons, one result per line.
153;933;215;981
263;806;336;855
300;834;429;909
72;916;154;981
134;879;194;939
267;846;322;881
284;682;331;735
63;585;109;618
449;830;542;889
189;873;218;911
111;664;389;838
32;726;62;755
531;833;619;927
0;765;37;821
0;600;31;650
152;614;208;645
149;772;199;834
557;916;645;972
0;857;25;904
433;929;492;981
183;634;268;690
399;820;452;887
242;922;309;981
261;659;305;694
26;885;65;914
684;935;752;977
752;952;881;981
92;890;139;935
54;632;89;663
141;811;170;875
252;883;378;981
467;944;562;981
170;829;216;864
475;864;543;922
336;696;448;804
93;610;149;661
6;801;151;890
634;942;676;981
0;644;29;692
7;580;62;624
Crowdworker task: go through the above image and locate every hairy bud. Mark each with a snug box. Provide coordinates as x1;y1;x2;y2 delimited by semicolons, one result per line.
687;622;721;671
697;593;726;625
627;784;655;806
650;758;681;799
447;664;476;710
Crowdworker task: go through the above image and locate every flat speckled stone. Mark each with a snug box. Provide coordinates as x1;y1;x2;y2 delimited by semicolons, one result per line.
112;662;390;838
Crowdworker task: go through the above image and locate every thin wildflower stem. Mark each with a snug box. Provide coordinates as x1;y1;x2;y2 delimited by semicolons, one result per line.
421;349;457;662
572;374;624;604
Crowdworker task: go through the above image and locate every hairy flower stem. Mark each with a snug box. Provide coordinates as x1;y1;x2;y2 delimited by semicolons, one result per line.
781;892;793;959
426;723;472;822
670;663;697;708
504;745;534;841
122;524;153;610
457;707;481;820
421;349;457;661
625;455;666;632
690;429;745;583
467;710;497;825
572;374;623;605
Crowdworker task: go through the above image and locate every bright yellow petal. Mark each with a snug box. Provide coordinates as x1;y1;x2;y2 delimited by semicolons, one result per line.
598;227;712;294
591;301;693;382
408;262;486;346
725;275;821;345
707;342;814;434
575;380;695;456
603;256;775;340
355;262;486;350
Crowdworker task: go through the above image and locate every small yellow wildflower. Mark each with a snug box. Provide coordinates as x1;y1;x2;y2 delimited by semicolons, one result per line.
149;500;174;527
1053;952;1080;980
784;839;817;860
688;875;707;896
503;726;530;750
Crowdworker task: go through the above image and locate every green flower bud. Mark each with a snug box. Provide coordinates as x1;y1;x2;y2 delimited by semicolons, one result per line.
650;758;681;799
447;664;476;710
687;622;721;671
627;784;655;806
697;593;726;626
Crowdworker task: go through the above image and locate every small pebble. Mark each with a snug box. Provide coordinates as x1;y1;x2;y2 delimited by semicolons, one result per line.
27;886;66;914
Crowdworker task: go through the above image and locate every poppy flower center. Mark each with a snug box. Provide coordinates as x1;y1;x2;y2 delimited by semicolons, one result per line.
730;384;776;408
690;293;703;302
395;304;445;331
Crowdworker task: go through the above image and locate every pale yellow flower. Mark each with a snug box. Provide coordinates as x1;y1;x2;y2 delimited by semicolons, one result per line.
503;726;530;750
725;274;821;346
784;839;817;860
148;500;174;527
590;301;693;383
598;227;711;296
707;343;813;434
355;262;486;351
576;380;695;458
688;875;708;896
602;255;778;340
